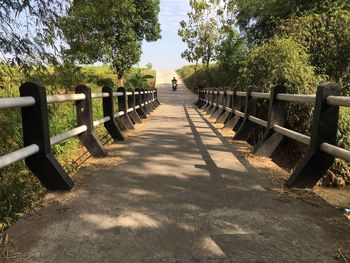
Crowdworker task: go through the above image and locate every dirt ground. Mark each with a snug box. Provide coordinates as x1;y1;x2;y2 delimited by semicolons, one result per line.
1;71;349;263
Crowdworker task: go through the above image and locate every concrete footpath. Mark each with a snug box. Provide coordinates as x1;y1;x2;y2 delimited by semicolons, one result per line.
3;71;350;262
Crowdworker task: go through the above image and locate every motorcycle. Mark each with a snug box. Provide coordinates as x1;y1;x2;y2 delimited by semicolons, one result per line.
172;83;177;92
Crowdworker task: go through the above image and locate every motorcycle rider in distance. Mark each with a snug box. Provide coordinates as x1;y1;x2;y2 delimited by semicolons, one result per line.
171;77;177;92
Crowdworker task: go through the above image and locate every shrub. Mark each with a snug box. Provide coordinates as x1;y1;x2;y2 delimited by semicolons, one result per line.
96;77;115;87
179;37;350;184
279;9;350;84
177;64;233;93
238;36;324;133
124;68;154;89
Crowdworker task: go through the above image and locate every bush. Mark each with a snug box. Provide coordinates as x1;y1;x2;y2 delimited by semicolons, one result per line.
333;108;350;184
0;88;45;227
179;37;349;185
96;77;115;87
177;64;233;93
279;9;350;84
238;36;324;133
238;37;350;183
53;62;86;92
124;68;155;89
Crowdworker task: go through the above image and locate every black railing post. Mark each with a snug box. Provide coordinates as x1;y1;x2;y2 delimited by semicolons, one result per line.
128;89;142;124
76;84;107;157
135;88;147;119
211;88;224;120
141;88;151;114
150;89;156;108
207;88;219;115
225;87;242;129
233;86;258;140
117;87;134;130
155;88;160;106
253;85;286;156
200;89;209;109
151;89;159;108
286;83;341;188
146;90;155;112
195;88;202;106
102;86;125;141
217;88;231;124
208;88;218;116
200;89;206;107
147;90;156;111
203;90;213;112
20;82;74;190
195;88;200;106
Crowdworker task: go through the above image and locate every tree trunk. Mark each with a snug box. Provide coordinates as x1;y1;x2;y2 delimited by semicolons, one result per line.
206;48;211;71
117;71;124;87
206;57;210;71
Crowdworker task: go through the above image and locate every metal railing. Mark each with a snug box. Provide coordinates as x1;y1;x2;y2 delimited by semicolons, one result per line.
0;82;160;190
195;83;349;188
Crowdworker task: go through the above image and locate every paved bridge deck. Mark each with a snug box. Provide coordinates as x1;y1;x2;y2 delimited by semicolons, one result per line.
4;71;350;262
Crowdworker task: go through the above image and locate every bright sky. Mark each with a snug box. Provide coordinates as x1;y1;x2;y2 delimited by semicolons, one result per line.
139;0;191;70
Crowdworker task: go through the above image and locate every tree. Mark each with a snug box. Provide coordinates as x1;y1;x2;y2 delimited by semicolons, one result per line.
279;9;350;83
61;0;161;83
216;28;248;83
230;0;350;43
238;36;323;133
178;0;222;70
0;0;68;70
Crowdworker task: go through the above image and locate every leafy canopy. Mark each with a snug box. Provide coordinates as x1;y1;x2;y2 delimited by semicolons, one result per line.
60;0;161;79
0;0;67;70
178;0;223;69
231;0;350;43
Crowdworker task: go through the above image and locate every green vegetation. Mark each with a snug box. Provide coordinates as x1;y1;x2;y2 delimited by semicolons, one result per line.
0;0;159;229
125;68;155;90
178;0;222;69
0;0;64;69
0;65;155;228
178;0;350;186
60;0;161;82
